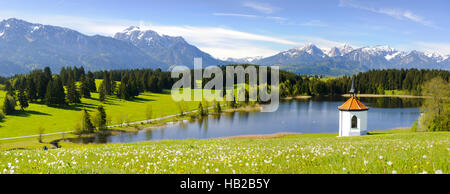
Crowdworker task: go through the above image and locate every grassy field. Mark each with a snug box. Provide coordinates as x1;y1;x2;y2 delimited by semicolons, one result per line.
0;88;199;138
0;129;448;174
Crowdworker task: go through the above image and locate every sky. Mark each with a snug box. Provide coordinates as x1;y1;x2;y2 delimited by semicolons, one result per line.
0;0;449;59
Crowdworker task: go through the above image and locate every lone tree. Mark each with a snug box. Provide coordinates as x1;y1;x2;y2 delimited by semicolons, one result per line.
197;102;206;116
93;105;107;131
418;77;450;131
176;100;187;116
2;95;16;115
80;109;95;133
213;100;221;114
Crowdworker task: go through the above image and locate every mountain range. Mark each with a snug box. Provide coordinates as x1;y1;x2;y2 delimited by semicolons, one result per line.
0;18;448;76
0;18;225;76
230;43;450;75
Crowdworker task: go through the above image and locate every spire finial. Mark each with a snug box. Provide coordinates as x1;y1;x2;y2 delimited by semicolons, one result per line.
349;77;356;96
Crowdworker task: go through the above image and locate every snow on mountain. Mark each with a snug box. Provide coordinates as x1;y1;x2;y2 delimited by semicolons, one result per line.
0;18;167;76
252;43;449;75
114;26;227;67
384;51;404;61
226;56;263;63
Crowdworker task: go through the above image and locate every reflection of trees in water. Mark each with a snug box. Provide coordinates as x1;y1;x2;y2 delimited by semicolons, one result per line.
224;112;236;124
69;132;111;144
145;129;153;140
196;116;209;133
179;120;187;130
238;112;249;122
361;97;423;108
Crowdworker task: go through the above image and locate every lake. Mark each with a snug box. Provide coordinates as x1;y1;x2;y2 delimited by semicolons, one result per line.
69;96;422;144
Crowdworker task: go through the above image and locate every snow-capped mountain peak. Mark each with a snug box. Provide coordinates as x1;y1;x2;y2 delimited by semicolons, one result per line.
284;43;326;58
361;45;395;55
225;56;264;63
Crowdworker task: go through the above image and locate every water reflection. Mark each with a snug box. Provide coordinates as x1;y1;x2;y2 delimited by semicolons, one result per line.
69;96;423;144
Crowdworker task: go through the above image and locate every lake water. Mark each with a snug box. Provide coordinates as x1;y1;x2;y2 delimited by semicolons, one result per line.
69;96;422;144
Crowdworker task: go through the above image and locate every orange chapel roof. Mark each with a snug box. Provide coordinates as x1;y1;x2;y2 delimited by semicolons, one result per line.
338;96;369;111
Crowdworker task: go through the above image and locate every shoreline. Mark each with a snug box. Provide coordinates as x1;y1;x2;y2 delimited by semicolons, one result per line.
282;96;312;100
342;94;427;98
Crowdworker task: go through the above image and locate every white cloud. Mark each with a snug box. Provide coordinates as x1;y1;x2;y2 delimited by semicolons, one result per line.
339;0;435;27
243;2;278;14
139;24;300;58
266;16;288;22
213;13;258;18
414;42;450;55
299;20;328;27
213;13;287;23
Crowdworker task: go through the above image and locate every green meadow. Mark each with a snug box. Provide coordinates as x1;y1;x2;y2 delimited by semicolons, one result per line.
0;87;199;138
0;129;448;174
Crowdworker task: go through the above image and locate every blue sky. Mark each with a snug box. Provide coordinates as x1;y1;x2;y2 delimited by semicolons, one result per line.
0;0;449;58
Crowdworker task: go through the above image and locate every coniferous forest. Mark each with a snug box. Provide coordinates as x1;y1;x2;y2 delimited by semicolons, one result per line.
1;66;449;116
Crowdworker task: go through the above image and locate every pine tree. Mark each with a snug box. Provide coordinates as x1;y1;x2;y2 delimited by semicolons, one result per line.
4;81;14;97
80;109;95;133
103;71;112;95
99;81;106;102
80;75;91;98
45;77;66;106
2;95;16;115
17;88;29;111
37;70;50;101
86;71;97;92
54;77;66;105
93;105;107;131
66;74;81;104
198;102;205;116
44;80;54;105
26;77;37;101
60;67;68;85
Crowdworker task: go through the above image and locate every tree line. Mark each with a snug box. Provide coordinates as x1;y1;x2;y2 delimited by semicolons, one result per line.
0;66;175;116
1;66;449;116
278;68;450;97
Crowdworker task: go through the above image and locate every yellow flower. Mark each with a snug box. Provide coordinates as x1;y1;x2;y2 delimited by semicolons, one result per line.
426;161;430;165
413;165;418;168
